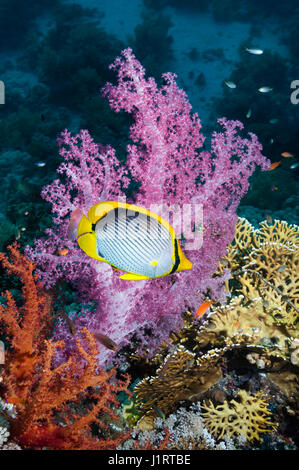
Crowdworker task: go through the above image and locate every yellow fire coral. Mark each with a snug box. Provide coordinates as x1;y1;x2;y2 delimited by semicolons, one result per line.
201;389;278;442
198;218;299;362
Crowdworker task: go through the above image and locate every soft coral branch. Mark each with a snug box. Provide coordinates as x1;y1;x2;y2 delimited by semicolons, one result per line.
0;245;131;450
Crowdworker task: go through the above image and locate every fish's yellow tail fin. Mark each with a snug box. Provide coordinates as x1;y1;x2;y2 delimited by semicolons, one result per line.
178;256;193;272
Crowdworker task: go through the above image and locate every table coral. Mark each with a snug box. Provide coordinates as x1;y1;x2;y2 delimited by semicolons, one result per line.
201;389;278;442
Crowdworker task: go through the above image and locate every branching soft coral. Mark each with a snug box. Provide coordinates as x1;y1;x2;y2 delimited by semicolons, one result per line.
0;244;130;450
26;48;270;365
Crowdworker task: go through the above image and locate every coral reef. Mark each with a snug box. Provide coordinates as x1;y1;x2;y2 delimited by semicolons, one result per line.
26;48;269;365
120;216;298;449
0;0;298;453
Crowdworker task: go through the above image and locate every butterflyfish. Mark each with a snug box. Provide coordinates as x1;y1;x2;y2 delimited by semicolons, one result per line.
74;201;193;281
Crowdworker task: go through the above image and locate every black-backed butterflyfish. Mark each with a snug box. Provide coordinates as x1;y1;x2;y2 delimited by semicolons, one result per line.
70;201;192;281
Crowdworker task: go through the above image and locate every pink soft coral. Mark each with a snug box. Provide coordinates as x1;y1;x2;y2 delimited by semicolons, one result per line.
26;48;270;365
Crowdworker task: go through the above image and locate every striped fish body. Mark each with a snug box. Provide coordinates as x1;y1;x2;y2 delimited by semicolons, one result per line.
76;201;192;280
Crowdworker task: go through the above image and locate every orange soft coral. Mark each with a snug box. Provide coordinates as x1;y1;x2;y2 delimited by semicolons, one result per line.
0;243;131;450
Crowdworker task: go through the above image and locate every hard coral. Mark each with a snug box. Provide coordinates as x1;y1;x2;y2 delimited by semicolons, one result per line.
201;389;278;442
134;344;222;423
198;218;299;363
0;244;130;450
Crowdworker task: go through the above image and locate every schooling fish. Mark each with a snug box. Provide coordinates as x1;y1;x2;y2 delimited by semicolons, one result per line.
73;201;193;281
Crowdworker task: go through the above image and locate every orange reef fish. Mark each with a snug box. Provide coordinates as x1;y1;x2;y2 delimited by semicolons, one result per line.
196;301;214;319
269;161;281;171
56;248;69;256
72;201;192;281
281;152;294;158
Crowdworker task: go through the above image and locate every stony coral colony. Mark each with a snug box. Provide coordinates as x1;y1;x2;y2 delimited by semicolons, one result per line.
0;49;298;450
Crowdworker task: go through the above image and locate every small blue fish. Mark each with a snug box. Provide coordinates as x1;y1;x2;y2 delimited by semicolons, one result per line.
290;163;299;170
245;48;264;55
34;162;46;167
224;80;237;89
258;86;273;93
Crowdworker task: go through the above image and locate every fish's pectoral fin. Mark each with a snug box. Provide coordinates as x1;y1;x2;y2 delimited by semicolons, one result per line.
119;273;149;281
